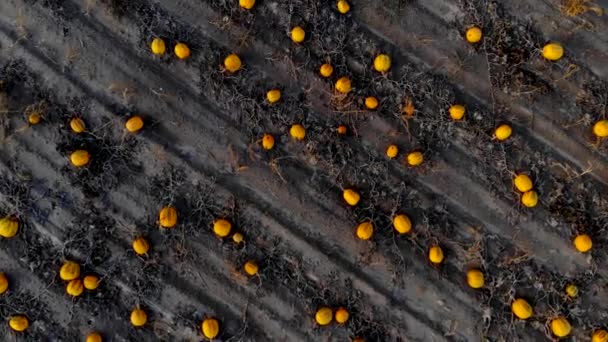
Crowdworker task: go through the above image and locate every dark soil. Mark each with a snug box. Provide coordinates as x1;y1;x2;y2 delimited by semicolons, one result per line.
1;0;608;341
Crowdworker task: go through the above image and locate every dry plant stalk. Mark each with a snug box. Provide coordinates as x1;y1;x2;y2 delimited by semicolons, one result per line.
402;97;415;118
560;0;604;16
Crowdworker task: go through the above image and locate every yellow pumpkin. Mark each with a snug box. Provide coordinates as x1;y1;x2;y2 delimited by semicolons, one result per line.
8;315;29;332
28;112;42;125
449;104;465;121
0;272;9;294
213;219;232;238
70;150;91;167
66;279;84;297
392;214;412;234
550;317;571;337
239;0;255;10
356;221;373;240
593;120;608;138
465;26;482;43
125;116;144;133
565;283;578;298
343;189;360;206
70;118;86;133
0;217;19;238
243;260;259;276
232;232;244;245
407;151;424;166
513;174;533;193
592;330;608;342
542;43;564;61
521;190;538;208
319;63;333;77
130;308;147;327
466;269;484;289
335;77;352;93
266;89;281;104
334;307;349;324
159;206;178;228
337;0;350;14
262;134;275;150
86;332;103;342
132;237;150;255
150;38;166;55
511;298;533;319
174;43;191;59
83;275;99;290
290;124;306;141
365;96;379;109
202;318;220;339
224;54;242;73
428;246;444;264
573;234;592;253
494;124;512;141
386;145;398;159
59;261;81;281
315;307;333;326
373;54;391;73
290;26;306;43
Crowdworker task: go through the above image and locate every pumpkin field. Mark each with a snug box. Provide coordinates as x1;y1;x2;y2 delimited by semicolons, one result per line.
1;0;608;341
